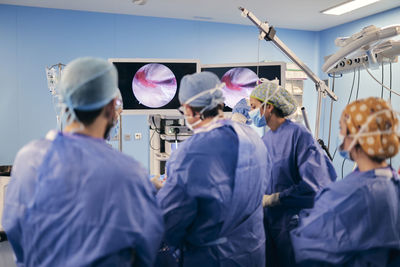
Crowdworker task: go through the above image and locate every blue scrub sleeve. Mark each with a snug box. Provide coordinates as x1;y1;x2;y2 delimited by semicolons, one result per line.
131;179;165;266
2;145;40;266
279;133;336;208
157;154;198;247
2;201;24;266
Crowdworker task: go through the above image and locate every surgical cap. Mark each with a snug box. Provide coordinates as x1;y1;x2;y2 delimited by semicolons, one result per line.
343;97;400;159
178;72;225;111
250;80;297;117
58;57;118;111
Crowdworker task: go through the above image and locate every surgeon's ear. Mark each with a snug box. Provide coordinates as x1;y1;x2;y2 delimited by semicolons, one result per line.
184;105;194;117
103;100;115;119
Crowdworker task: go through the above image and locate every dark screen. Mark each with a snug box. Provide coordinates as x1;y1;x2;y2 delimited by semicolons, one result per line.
113;62;198;109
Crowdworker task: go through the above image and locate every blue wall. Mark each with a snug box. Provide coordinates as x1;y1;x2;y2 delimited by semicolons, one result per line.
0;4;320;165
1;4;399;176
318;7;400;178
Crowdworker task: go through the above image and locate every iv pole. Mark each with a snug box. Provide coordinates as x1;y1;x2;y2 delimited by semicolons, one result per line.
46;63;66;131
239;7;338;139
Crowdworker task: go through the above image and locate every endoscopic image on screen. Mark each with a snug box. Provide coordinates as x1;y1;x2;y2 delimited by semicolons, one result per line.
132;63;177;108
221;67;258;108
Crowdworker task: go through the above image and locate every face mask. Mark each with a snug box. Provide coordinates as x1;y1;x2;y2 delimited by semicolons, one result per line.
106;119;119;140
185;116;202;131
104;108;119;139
249;108;267;127
338;132;356;161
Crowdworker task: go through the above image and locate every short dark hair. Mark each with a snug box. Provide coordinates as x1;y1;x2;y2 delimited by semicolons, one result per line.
255;99;285;118
74;108;103;126
190;103;224;119
269;102;285;118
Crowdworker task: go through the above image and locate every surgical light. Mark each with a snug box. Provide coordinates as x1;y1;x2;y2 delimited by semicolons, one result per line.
321;0;380;16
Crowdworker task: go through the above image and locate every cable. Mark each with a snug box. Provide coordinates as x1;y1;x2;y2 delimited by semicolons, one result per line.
347;69;356;104
390;63;392;100
151;116;162;134
363;62;400;97
327;76;335;151
341;158;346;179
149;129;160;151
257;38;261;77
356;68;360;100
389;62;393;166
332;69;356;160
381;62;384;99
149;116;163;150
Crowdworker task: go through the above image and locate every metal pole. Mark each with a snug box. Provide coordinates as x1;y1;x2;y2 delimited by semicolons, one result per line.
315;88;323;139
239;8;336;97
239;7;338;138
301;107;311;132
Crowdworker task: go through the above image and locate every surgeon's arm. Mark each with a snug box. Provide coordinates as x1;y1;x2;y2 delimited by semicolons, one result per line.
2;196;25;266
278;133;336;208
127;171;164;267
157;176;197;247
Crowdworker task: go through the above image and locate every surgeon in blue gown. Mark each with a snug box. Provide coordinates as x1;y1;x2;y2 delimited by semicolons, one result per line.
291;97;400;266
2;57;164;267
245;80;337;267
155;72;270;267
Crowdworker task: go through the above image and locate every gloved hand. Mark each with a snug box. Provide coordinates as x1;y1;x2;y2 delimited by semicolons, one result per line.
231;98;251;124
262;193;280;207
150;174;166;191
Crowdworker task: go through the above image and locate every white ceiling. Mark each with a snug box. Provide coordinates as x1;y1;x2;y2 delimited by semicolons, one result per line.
1;0;399;31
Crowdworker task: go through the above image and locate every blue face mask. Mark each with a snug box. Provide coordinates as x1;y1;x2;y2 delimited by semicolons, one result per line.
338;133;352;160
249;108;267;127
107;119;120;141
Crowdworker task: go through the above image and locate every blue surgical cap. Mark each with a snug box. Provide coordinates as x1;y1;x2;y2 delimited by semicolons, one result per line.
179;72;225;111
58;57;118;111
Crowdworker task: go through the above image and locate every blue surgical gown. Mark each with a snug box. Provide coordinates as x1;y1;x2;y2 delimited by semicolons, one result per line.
291;167;400;266
262;120;337;266
3;132;164;267
157;120;270;267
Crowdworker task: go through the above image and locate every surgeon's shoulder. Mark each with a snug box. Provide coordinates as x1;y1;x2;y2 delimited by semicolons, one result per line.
314;175;367;204
288;120;311;137
287;120;317;146
14;138;52;165
107;148;149;183
189;125;238;151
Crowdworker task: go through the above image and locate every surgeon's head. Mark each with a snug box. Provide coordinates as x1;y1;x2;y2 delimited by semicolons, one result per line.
339;97;400;164
249;79;297;130
178;72;225;130
57;57;120;139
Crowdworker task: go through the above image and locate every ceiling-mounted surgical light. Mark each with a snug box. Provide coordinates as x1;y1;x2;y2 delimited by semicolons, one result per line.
132;0;147;5
321;0;380;16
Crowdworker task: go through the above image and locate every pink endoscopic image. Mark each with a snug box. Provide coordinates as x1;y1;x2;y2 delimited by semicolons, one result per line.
221;67;258;108
132;63;177;108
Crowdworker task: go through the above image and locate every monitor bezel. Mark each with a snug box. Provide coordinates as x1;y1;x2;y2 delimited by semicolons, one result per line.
108;58;201;115
201;61;286;87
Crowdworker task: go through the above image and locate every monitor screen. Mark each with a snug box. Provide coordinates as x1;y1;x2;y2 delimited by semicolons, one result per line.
201;62;285;111
110;59;199;111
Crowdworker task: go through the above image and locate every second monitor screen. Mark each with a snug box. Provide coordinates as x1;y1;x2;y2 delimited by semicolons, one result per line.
202;65;282;110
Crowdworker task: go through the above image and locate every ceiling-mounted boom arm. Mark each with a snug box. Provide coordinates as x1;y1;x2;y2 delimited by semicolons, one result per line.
239;7;338;138
239;7;337;101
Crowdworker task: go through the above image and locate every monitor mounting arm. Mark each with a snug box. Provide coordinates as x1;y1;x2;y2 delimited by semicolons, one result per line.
239;7;338;138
